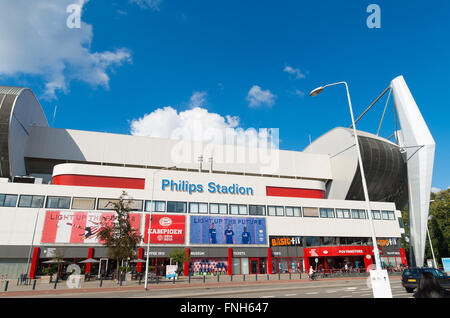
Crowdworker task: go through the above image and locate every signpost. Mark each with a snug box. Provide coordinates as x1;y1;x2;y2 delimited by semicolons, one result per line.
166;265;178;280
369;270;393;298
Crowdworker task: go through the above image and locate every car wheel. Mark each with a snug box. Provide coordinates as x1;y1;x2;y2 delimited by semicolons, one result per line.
405;287;414;293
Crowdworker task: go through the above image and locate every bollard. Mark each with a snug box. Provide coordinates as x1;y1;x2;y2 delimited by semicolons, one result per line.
189;274;191;284
231;275;233;282
289;273;291;280
243;274;245;281
256;273;257;281
4;281;9;292
156;276;159;284
173;276;175;284
17;278;20;286
32;279;37;290
278;273;280;280
217;274;219;282
53;278;58;289
299;273;301;280
139;275;142;285
100;276;103;287
267;274;269;281
203;275;205;284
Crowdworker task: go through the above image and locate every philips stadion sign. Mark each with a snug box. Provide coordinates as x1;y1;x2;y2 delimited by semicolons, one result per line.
161;179;254;195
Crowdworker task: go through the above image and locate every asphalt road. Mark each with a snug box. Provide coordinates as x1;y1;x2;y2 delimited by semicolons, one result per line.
19;277;412;298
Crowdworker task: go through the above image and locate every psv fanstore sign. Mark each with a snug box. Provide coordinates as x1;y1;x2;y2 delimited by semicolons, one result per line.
144;215;186;244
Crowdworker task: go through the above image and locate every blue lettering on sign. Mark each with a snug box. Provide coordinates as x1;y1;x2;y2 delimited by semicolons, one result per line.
159;179;254;196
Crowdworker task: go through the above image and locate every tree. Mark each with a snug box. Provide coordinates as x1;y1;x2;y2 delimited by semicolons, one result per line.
401;188;450;267
98;191;142;282
168;248;189;276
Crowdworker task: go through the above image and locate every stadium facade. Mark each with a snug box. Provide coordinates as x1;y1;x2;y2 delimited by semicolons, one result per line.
0;76;432;280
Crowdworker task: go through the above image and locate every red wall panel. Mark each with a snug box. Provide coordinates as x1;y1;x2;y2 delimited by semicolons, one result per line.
53;174;145;189
266;186;325;199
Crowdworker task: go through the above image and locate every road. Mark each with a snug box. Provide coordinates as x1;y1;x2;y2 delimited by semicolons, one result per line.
16;277;412;298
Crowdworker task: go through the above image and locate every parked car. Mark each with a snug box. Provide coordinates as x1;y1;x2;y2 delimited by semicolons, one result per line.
401;267;450;293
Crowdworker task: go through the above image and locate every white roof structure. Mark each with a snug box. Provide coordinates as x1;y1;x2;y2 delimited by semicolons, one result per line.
391;75;435;267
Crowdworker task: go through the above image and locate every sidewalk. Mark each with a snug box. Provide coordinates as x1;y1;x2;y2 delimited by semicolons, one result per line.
0;273;398;297
0;272;396;297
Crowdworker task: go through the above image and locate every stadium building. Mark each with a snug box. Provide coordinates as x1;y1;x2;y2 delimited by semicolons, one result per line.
0;76;434;280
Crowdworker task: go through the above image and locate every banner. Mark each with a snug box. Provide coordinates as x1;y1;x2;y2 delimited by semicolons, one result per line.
144;214;186;244
41;210;141;244
190;216;267;245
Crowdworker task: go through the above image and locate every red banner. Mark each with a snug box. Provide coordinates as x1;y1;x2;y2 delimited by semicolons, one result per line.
304;246;374;257
144;214;185;244
41;210;141;244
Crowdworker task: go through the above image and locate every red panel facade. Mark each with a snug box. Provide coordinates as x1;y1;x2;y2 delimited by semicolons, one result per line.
266;186;325;199
53;174;145;189
29;247;40;279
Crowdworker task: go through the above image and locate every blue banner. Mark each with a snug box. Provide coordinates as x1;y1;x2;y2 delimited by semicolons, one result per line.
190;216;267;245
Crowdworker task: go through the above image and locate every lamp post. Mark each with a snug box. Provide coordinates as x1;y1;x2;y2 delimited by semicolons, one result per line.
309;82;382;271
25;199;44;280
427;200;437;268
144;166;177;290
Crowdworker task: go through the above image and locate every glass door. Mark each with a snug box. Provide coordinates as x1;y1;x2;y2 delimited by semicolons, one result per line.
250;258;259;274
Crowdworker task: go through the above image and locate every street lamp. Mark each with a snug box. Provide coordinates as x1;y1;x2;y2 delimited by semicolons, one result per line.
309;81;382;271
427;200;437;268
144;166;177;290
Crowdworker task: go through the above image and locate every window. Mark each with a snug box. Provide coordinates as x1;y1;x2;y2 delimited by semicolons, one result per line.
144;200;166;212
303;207;319;218
372;210;381;220
336;209;350;219
18;195;44;208
189;202;208;214
351;209;366;219
98;198;141;211
286;207;301;217
387;211;395;220
167;201;186;213
0;194;18;207
46;196;71;209
97;198;119;210
381;210;390;220
305;236;320;247
124;199;143;211
319;208;334;218
249;205;266;216
398;217;404;228
209;203;227;215
230;204;247;215
268;206;284;216
71;197;95;210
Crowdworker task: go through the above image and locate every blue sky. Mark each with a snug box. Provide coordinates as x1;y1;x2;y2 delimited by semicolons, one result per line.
0;0;449;190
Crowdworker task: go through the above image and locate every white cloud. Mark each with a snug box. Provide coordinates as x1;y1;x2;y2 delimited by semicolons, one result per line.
246;85;276;108
431;187;442;194
129;106;277;148
293;89;305;98
129;0;163;11
283;65;306;79
0;0;132;99
188;91;207;108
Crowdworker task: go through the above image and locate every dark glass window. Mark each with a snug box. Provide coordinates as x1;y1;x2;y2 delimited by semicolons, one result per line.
18;195;45;208
46;196;71;209
167;201;186;213
249;205;266;216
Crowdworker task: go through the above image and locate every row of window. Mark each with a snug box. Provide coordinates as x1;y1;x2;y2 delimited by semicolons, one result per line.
0;193;396;221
